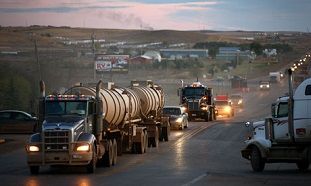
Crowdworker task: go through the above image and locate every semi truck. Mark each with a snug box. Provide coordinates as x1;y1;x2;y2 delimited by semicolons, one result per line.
178;81;216;121
25;80;169;174
241;69;311;172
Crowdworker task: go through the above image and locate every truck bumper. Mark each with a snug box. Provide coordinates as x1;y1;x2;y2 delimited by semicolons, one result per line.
26;143;93;166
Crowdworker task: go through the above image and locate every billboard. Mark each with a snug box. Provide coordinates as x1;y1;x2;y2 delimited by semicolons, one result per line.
95;54;129;73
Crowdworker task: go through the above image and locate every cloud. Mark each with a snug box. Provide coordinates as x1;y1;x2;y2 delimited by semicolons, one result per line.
0;1;220;30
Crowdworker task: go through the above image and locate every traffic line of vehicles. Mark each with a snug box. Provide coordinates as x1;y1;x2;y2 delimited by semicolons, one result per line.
25;80;170;174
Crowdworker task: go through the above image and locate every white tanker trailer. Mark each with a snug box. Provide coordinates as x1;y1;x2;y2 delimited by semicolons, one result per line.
25;80;169;174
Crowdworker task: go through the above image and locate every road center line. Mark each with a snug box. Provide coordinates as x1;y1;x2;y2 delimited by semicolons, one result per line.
182;173;208;186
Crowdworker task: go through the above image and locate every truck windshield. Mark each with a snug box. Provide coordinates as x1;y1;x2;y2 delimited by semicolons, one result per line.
45;101;87;116
183;87;205;98
277;102;288;118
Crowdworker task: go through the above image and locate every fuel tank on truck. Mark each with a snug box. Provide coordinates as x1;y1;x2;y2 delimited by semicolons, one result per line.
130;81;165;118
64;85;141;129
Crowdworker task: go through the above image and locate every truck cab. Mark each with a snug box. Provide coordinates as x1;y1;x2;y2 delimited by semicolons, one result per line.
26;94;100;174
179;81;216;121
241;69;311;172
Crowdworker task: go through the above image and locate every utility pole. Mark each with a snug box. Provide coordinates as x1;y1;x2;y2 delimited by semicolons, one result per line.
33;34;42;81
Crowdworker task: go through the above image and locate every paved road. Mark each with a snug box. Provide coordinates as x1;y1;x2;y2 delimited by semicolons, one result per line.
1;79;310;186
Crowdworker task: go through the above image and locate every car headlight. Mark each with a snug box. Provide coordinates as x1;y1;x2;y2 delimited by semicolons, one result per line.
260;85;263;88
28;145;40;152
181;106;187;112
238;100;242;104
224;106;231;113
175;117;183;123
76;144;90;152
267;85;270;88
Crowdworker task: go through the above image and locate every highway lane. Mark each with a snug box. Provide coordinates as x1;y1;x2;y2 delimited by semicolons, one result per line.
1;78;311;186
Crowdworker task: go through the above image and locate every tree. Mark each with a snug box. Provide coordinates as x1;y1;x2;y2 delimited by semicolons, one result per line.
250;42;263;55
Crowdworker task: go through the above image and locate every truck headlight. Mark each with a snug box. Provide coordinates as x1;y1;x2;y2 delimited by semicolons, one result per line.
201;106;208;111
76;144;90;152
238;100;243;105
28;145;40;152
176;117;183;123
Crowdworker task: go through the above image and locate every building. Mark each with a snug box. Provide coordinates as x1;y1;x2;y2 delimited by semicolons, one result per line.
160;49;208;59
129;55;152;65
216;47;252;65
143;51;162;62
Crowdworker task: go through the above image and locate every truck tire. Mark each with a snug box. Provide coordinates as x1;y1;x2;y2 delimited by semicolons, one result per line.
296;160;309;171
149;127;159;148
204;114;209;122
86;145;97;173
103;140;113;167
29;166;39;175
112;139;117;165
117;135;123;156
137;133;145;154
163;127;169;141
144;131;148;153
251;146;265;172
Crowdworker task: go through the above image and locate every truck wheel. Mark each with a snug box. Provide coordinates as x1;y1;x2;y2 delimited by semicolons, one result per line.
137;133;145;154
29;166;39;175
86;145;97;173
204;115;209;122
163;127;169;141
112;139;117;165
296;160;309;171
144;131;148;153
103;140;113;167
251;146;265;172
117;135;123;156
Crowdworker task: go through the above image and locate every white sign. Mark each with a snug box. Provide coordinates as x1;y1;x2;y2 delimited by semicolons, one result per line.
95;60;112;71
95;55;129;72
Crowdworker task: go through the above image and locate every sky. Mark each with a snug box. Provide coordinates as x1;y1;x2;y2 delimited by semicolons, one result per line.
0;0;310;31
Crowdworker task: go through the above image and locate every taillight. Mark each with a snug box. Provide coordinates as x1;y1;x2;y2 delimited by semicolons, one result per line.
296;128;306;136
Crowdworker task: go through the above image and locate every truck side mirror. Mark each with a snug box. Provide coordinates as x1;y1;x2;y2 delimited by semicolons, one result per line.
271;103;277;118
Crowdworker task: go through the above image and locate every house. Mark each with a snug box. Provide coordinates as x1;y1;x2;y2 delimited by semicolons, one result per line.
160;49;208;59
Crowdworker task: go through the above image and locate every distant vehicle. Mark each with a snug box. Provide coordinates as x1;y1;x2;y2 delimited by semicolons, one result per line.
0;110;38;133
269;72;281;83
229;94;244;108
163;106;188;130
214;95;234;117
259;81;271;90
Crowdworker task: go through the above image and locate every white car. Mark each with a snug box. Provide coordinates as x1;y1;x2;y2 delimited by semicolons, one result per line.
163;106;188;130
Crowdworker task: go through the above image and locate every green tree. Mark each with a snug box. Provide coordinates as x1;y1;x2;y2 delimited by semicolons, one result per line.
250;42;263;55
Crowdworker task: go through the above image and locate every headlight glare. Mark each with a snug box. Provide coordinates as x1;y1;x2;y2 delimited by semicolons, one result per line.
29;145;40;152
76;144;90;152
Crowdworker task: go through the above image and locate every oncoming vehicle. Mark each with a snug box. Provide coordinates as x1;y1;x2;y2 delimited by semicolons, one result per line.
0;110;38;134
214;95;234;117
229;94;244;108
163;106;188;130
259;81;271;90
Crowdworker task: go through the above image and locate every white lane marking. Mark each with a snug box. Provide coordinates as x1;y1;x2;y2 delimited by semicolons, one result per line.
182;173;208;186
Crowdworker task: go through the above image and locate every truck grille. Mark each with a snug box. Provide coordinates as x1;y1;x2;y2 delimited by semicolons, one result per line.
188;101;199;110
44;130;70;152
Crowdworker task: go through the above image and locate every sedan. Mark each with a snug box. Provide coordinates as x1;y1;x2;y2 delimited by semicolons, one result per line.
0;110;38;133
163;106;188;130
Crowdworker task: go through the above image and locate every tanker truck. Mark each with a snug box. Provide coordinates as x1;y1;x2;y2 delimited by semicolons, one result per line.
25;80;169;174
241;69;311;172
